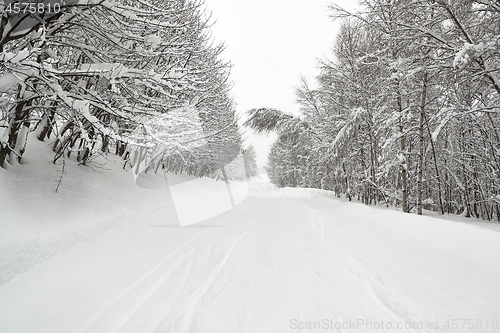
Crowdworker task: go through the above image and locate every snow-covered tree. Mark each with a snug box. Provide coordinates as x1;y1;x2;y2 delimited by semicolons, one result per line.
247;0;500;221
243;144;258;179
0;0;241;177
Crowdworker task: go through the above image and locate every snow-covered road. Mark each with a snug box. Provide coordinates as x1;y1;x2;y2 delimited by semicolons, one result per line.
1;177;500;333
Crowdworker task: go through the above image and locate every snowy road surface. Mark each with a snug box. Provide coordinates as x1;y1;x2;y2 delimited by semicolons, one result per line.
1;178;500;332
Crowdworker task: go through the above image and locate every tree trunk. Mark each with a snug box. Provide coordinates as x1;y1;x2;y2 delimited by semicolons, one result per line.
424;111;445;215
0;11;8;52
0;95;29;167
397;93;409;213
417;72;428;215
36;108;56;141
368;125;378;204
460;127;471;218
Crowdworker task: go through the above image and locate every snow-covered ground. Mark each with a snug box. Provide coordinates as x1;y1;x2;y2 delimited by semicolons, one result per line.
1;141;500;333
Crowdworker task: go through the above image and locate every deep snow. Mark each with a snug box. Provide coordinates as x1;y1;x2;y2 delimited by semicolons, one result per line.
1;140;500;333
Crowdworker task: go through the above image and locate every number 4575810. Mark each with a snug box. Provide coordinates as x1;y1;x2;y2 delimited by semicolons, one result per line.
443;319;498;330
4;2;62;15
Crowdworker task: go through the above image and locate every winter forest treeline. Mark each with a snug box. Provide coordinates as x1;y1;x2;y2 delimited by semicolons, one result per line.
0;0;258;179
245;0;500;220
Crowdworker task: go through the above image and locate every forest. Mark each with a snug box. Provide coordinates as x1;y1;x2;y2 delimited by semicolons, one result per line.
245;0;500;221
2;0;499;221
0;0;259;181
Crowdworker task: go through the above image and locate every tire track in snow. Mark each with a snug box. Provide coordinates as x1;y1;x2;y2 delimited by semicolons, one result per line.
122;218;254;333
333;247;432;329
73;198;255;333
290;200;433;332
72;212;239;333
161;229;251;333
195;228;255;332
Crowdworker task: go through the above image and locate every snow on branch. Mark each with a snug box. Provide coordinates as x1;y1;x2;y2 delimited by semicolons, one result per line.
243;107;308;134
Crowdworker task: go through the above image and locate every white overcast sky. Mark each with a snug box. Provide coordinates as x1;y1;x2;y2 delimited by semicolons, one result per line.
202;0;356;166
